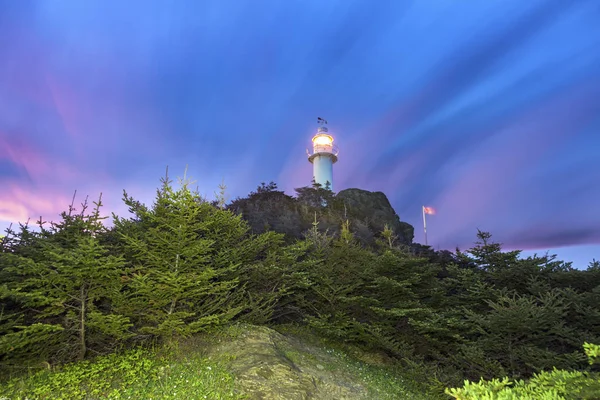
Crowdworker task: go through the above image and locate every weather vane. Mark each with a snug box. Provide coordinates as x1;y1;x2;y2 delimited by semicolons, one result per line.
317;117;328;126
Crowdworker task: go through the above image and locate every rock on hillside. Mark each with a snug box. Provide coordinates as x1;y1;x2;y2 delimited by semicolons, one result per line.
189;324;421;400
228;186;414;245
336;189;414;245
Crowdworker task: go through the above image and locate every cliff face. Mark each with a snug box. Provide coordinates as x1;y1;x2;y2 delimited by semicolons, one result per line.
228;187;414;245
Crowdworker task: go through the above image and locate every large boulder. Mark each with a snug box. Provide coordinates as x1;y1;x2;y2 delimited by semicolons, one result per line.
195;324;396;399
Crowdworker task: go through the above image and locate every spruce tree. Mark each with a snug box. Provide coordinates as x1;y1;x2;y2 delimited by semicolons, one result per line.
0;195;131;365
295;220;379;343
112;170;244;339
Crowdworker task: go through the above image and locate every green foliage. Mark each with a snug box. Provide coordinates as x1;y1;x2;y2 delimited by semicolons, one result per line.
294;180;335;208
584;343;600;365
112;170;287;340
284;219;439;362
0;323;64;365
112;170;245;338
432;232;600;385
0;347;240;400
0;194;131;370
2;174;600;398
446;344;600;400
380;224;398;249
231;231;297;324
228;182;305;239
293;220;375;339
461;290;581;376
251;181;280;196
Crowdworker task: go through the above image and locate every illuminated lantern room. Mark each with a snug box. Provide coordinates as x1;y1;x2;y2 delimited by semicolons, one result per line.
307;118;339;191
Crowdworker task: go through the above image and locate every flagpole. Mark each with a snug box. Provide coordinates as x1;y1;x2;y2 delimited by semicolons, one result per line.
422;206;428;246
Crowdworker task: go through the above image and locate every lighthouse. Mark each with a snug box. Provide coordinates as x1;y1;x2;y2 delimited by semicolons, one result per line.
307;118;339;191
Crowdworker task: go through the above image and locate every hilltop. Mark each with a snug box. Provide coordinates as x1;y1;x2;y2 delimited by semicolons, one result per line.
1;174;598;399
228;182;414;246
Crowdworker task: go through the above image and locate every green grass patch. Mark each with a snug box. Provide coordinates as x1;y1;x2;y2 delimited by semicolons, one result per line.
1;323;445;399
0;347;243;400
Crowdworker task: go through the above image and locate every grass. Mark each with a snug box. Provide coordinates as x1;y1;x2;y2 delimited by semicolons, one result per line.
0;323;443;399
0;347;243;400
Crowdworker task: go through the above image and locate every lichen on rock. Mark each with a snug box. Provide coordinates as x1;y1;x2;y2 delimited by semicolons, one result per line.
196;324;381;399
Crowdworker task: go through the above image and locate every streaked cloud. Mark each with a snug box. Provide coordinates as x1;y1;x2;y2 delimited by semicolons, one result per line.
0;0;598;266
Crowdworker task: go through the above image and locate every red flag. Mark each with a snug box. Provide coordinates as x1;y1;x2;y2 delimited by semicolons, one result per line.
423;206;435;215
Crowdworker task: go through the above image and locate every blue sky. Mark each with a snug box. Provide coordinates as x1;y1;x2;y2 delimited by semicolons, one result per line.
1;0;599;268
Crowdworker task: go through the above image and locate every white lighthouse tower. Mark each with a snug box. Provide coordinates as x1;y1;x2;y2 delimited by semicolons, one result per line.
307;117;339;191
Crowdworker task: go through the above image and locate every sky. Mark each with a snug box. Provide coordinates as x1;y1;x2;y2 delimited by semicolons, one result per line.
1;0;599;268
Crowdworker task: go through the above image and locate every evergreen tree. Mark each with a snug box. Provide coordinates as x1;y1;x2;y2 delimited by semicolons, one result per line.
0;195;131;367
112;170;245;339
294;220;379;344
367;244;445;359
294;180;334;208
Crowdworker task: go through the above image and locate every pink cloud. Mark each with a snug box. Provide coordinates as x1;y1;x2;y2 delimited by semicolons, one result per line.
0;182;72;227
0;131;82;182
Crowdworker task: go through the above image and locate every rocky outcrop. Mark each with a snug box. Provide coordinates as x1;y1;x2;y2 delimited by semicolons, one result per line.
228;187;414;245
197;324;388;400
336;189;414;244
